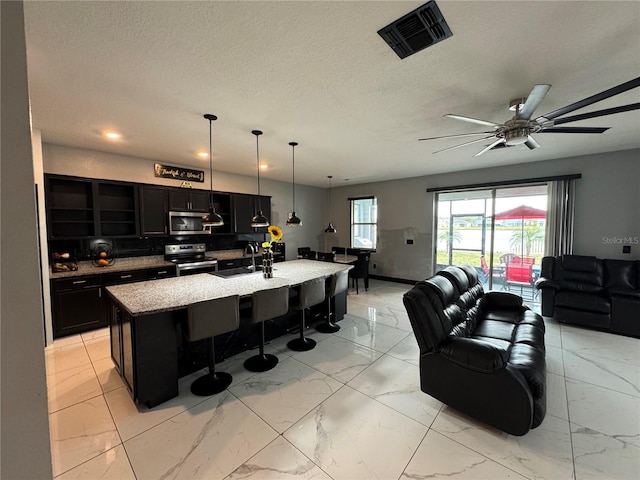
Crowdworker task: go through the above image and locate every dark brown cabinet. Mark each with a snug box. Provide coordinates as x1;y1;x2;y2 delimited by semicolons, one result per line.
168;189;209;212
46;177;96;238
233;194;271;233
96;181;138;237
46;175;139;239
139;186;168;236
52;265;176;339
51;276;107;337
109;301;178;406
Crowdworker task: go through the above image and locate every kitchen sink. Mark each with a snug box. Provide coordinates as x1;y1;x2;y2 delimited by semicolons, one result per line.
210;266;262;278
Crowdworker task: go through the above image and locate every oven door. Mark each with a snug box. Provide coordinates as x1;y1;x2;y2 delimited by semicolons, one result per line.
169;211;206;236
176;261;218;276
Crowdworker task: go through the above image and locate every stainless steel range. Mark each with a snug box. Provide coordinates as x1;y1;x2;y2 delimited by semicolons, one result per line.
164;243;218;276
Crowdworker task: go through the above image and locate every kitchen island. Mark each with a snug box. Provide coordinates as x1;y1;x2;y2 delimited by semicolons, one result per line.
106;260;352;407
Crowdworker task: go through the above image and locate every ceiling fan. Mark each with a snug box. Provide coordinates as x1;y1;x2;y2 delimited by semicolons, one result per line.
419;77;640;157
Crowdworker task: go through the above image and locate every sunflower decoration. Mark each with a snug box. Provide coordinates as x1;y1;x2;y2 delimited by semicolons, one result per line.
262;225;283;249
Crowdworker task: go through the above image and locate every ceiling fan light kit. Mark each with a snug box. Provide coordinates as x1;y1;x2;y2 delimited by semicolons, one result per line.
419;77;640;156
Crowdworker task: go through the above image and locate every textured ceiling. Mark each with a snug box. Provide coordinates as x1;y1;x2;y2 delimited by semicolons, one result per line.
23;1;640;188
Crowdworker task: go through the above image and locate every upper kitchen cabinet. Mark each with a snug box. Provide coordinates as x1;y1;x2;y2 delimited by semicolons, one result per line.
139;186;168;236
168;189;209;212
210;192;233;234
45;175;139;239
232;194;271;234
96;181;139;237
46;176;96;239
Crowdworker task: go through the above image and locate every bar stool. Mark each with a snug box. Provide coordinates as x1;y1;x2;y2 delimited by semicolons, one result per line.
288;277;325;351
244;286;289;372
186;295;240;396
316;269;349;333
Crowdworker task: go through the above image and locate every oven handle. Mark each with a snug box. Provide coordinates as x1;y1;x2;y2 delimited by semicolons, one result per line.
176;263;218;275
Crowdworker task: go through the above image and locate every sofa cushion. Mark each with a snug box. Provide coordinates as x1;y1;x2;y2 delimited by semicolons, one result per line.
557;255;604;288
561;254;598;272
513;324;546;349
604;259;637;290
555;291;610;313
473;320;516;343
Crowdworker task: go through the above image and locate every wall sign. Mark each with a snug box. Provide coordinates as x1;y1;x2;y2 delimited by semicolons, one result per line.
154;163;204;183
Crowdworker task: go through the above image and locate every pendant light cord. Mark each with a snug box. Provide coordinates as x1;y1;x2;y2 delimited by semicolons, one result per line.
209;119;213;193
328;175;332;222
291;143;296;211
255;133;262;210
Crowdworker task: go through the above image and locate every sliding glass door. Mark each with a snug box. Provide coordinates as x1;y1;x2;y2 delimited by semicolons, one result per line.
435;184;547;304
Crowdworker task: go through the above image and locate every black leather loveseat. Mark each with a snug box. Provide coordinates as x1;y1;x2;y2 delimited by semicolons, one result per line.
403;265;546;436
535;255;640;337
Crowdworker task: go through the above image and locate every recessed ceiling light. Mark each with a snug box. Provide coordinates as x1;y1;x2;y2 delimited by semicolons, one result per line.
259;163;268;170
104;131;121;140
197;151;208;158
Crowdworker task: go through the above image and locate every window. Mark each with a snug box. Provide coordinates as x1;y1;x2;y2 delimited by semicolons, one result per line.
350;196;377;249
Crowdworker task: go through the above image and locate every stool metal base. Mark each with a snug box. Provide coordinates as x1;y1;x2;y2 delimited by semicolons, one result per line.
287;337;316;352
316;321;340;333
244;353;279;372
190;371;232;396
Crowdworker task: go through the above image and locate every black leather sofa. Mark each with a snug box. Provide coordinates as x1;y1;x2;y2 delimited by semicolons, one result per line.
535;255;640;337
403;265;546;436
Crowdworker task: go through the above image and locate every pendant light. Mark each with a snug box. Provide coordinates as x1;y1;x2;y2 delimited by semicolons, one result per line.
324;175;337;234
250;130;270;228
286;141;302;227
201;114;224;228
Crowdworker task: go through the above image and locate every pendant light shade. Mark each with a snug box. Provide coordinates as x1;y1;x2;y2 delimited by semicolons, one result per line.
324;175;337;234
250;130;270;228
202;114;224;228
286;141;302;227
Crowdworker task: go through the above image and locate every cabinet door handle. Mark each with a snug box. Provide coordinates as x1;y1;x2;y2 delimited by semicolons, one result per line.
72;280;87;285
225;262;235;266
120;274;132;279
157;270;167;275
99;287;102;298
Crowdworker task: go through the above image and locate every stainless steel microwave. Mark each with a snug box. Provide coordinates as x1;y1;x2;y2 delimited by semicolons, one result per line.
168;211;206;235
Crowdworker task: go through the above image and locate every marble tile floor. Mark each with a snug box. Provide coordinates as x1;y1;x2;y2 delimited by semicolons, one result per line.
45;279;640;479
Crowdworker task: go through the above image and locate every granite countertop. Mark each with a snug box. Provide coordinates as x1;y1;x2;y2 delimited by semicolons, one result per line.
49;249;266;279
50;256;174;278
106;259;352;316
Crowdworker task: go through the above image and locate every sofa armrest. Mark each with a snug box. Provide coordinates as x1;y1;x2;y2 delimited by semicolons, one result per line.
478;291;523;310
438;337;508;373
535;276;558;290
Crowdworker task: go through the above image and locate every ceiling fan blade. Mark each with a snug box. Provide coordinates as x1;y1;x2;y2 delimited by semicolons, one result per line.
418;131;494;141
432;135;496;154
552;103;640;126
474;139;505;157
445;114;502;128
536;77;640;122
517;84;551;120
525;135;541;150
539;127;609;134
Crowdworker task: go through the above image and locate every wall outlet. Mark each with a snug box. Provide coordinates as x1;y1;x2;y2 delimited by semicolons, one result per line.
406;239;414;245
623;245;631;254
373;264;377;269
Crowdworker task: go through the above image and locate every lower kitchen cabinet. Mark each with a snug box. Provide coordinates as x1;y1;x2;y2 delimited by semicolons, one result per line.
51;265;176;339
109;300;178;406
51;276;108;338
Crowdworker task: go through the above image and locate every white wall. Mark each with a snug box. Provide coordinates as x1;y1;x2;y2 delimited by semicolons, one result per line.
0;1;53;477
329;149;640;281
43;143;328;256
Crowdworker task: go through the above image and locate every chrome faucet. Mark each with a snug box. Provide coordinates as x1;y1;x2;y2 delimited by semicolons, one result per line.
246;242;257;272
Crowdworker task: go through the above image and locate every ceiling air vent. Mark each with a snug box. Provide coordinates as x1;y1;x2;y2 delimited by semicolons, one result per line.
377;1;452;59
